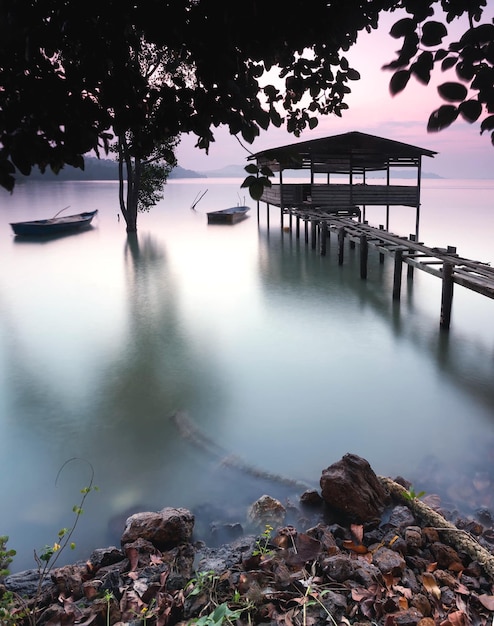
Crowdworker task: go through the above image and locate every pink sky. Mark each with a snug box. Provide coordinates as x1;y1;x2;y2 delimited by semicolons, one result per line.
176;10;494;179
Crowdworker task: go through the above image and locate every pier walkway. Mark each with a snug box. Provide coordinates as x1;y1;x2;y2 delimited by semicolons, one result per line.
282;207;494;329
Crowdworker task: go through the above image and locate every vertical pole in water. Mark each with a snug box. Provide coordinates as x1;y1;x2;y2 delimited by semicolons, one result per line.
304;219;309;244
407;234;416;279
311;220;317;249
379;225;385;264
338;227;346;265
393;249;403;300
267;203;270;229
360;234;368;279
320;221;328;255
296;215;300;239
440;262;454;330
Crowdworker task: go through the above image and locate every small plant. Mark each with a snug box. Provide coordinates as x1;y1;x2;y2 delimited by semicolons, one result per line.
103;590;114;626
190;602;244;626
1;459;98;626
0;536;16;579
185;570;219;598
252;524;274;557
402;486;426;501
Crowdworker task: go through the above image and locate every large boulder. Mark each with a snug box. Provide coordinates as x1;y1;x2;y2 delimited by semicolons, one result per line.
320;453;389;522
121;507;194;550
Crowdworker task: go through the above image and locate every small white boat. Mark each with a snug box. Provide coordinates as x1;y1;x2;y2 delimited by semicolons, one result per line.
207;205;250;224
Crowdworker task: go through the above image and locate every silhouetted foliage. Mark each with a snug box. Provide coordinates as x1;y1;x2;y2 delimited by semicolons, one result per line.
0;0;492;195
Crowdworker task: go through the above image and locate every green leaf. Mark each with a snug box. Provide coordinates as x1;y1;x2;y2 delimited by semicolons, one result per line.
421;21;448;46
389;69;411;95
437;82;468;102
244;163;258;174
459;100;482;123
427;105;458;132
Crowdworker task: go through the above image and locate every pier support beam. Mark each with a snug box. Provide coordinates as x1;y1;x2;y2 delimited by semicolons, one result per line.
360;234;368;279
440;262;454;330
393;249;403;300
338;227;346;265
311;220;317;249
320;222;328;255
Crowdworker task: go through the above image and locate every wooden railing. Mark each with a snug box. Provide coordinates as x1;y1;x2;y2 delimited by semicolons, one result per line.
261;183;419;208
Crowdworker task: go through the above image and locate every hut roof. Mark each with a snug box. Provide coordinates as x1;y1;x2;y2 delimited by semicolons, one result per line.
248;131;437;173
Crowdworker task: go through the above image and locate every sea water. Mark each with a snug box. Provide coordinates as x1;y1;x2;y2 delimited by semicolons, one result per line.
0;177;493;572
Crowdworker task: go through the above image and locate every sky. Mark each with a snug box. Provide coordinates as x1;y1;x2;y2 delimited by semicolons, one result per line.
175;9;494;179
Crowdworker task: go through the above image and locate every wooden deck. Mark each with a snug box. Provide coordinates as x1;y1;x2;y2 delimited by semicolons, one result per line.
281;207;494;329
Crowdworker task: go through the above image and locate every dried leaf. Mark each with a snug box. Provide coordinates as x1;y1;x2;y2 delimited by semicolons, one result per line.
422;572;441;599
343;539;368;554
478;594;494;611
398;596;409;610
441;610;468;626
351;524;364;543
426;562;438;573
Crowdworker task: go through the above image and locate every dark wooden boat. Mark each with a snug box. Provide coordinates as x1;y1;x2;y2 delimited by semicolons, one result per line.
10;210;98;237
207;205;250;224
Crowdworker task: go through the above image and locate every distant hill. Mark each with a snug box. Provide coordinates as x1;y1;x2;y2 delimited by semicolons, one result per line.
18;157;201;181
17;156;443;181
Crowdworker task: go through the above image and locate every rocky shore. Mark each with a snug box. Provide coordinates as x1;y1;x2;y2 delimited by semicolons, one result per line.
2;454;494;626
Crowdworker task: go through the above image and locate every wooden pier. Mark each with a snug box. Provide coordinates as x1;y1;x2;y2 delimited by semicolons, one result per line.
280;207;494;330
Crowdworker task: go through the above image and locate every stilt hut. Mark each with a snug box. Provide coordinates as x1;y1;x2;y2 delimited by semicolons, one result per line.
249;131;437;237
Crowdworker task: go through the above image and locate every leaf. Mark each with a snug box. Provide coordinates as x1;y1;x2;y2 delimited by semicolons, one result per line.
480;114;494;133
421;21;448;46
390;70;411;95
427;105;458;132
411;51;434;85
422;572;441;599
342;540;368;554
478;594;494;610
244;163;258;174
346;68;361;81
437;82;468;102
442;56;458;71
351;524;364;543
389;18;416;39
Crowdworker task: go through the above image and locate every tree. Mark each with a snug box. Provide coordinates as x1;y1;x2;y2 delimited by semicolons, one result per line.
383;0;494;141
116;135;178;232
0;0;492;200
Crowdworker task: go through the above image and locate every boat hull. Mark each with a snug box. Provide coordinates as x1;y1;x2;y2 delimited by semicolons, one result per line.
10;210;98;236
207;206;250;224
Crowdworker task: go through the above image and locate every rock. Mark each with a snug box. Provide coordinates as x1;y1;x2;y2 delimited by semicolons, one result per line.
248;495;286;529
121;507;194;550
372;546;406;575
320;454;389;522
300;489;323;506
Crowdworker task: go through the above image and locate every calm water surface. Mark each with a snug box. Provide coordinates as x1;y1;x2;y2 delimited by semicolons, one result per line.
1;177;494;572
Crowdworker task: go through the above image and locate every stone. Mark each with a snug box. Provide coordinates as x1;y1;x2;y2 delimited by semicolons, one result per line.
372;546;406;576
320;454;389;522
248;495;286;529
121;507;194;549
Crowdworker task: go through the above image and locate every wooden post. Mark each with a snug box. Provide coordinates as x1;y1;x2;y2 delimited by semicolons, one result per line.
311;219;317;249
379;225;385;264
267;203;270;229
304;219;309;243
393;249;403;300
296;215;300;239
440;262;454;330
360;234;368;279
338;227;346;265
320;222;328;255
407;234;416;279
